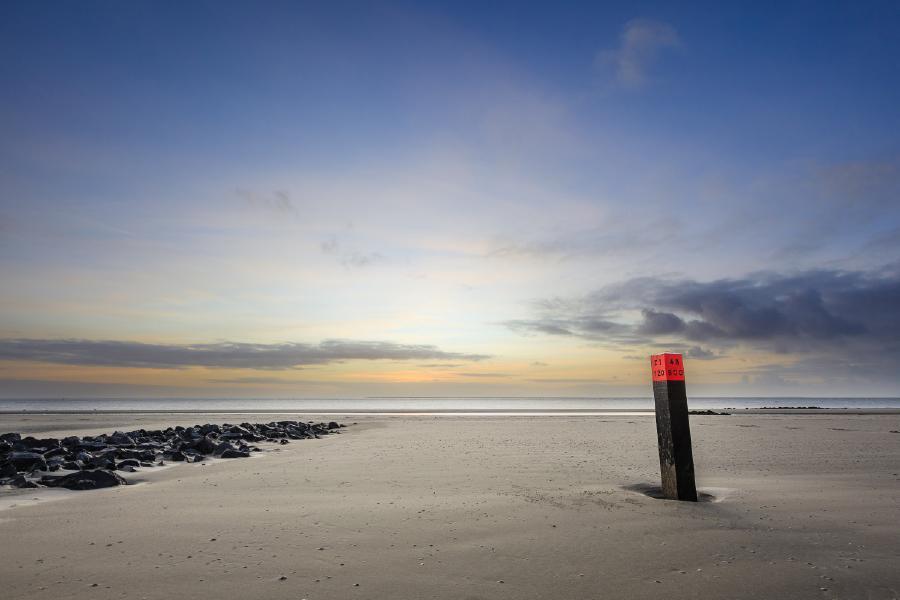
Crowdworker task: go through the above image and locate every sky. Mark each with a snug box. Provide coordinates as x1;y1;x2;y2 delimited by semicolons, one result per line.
1;1;900;398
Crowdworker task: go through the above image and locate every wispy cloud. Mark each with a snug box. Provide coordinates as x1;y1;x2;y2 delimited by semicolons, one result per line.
320;235;385;268
596;19;680;89
237;188;297;214
458;372;510;378
527;378;612;384
0;339;491;369
205;376;305;384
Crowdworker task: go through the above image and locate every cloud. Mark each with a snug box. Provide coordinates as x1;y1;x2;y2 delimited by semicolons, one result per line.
341;250;385;268
237;188;296;214
506;266;900;367
0;339;491;370
527;378;611;384
686;346;716;360
637;309;686;335
205;377;303;384
457;372;510;378
320;235;385;268
596;19;680;89
503;265;900;389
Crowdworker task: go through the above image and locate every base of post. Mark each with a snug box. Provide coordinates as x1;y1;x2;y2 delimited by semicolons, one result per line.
652;379;698;502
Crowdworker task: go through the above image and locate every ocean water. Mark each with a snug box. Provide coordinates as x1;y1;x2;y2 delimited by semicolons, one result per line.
0;397;898;414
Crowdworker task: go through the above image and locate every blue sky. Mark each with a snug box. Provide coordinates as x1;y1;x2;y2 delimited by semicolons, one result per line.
1;1;899;397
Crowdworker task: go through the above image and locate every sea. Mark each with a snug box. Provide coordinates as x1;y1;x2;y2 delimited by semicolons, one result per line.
1;397;899;415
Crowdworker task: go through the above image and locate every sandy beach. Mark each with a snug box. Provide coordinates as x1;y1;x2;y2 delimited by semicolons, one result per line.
0;412;897;599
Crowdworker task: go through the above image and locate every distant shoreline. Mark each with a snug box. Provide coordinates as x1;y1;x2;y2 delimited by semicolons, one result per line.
2;408;899;416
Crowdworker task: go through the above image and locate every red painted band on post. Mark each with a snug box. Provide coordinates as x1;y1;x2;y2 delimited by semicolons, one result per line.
650;353;685;381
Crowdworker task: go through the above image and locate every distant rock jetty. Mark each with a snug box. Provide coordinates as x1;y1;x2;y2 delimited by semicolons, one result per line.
0;420;343;491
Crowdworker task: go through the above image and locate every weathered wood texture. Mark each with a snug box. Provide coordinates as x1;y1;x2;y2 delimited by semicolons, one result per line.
651;358;698;502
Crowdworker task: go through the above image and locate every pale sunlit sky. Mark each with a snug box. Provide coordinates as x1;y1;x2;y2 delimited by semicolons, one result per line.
2;1;900;397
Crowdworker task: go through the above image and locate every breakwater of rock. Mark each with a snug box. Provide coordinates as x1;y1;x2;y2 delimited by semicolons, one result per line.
0;419;343;490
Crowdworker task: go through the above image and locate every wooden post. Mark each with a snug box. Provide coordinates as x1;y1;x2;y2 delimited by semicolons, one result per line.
650;353;697;501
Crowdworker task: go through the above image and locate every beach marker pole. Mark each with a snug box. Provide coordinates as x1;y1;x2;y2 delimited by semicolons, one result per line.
650;353;698;501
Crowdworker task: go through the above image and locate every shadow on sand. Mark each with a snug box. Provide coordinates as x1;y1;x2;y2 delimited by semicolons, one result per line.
623;483;717;502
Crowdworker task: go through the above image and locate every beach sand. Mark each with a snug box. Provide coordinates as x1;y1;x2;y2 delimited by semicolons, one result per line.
1;412;898;599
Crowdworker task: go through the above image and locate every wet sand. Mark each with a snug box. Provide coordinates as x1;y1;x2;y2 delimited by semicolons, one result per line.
1;412;899;599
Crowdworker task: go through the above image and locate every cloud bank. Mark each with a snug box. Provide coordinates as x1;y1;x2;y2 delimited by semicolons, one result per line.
0;339;490;370
506;266;900;380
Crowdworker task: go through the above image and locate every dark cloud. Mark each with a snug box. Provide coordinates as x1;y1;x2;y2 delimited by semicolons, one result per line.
0;339;490;370
507;268;900;358
685;346;716;360
637;309;685;335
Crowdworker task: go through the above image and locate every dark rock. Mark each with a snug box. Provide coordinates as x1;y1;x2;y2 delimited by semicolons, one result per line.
213;441;235;456
1;419;343;488
43;470;127;490
77;441;109;452
114;448;147;460
43;446;68;458
7;451;48;472
86;452;116;469
182;450;205;463
219;449;251;459
9;474;40;488
192;435;218;455
16;436;50;449
107;432;136;447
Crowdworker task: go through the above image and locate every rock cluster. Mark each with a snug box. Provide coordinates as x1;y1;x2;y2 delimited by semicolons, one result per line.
0;420;342;491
